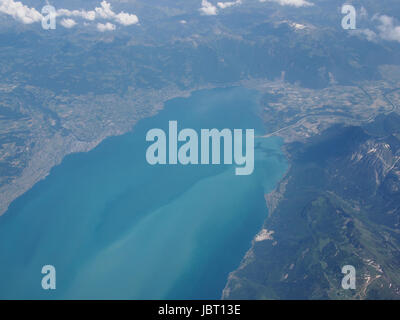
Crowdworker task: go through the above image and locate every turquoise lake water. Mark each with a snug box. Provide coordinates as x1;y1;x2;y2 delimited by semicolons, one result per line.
0;87;287;299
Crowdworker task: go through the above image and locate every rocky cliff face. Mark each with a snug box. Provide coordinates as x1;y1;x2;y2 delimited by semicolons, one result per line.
223;113;400;300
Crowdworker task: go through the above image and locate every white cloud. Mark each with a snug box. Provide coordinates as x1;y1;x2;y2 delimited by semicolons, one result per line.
94;1;114;19
259;0;313;7
199;0;218;16
0;0;139;28
352;28;377;42
115;12;139;26
57;9;96;21
199;0;241;15
217;0;242;9
95;1;138;25
350;15;400;43
58;1;139;26
0;0;42;24
97;22;115;32
60;18;76;28
375;15;400;43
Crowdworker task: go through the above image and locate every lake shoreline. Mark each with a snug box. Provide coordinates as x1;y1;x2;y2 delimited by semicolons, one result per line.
0;85;214;217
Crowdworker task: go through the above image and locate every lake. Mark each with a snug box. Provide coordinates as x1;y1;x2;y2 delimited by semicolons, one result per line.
0;87;287;299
